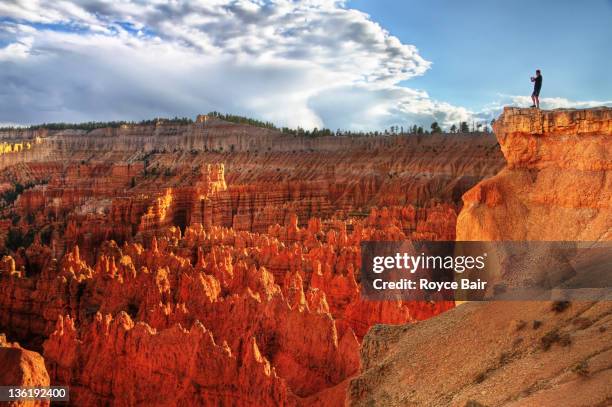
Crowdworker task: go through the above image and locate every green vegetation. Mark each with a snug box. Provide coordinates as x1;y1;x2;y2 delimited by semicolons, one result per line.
1;111;493;137
40;226;53;245
430;122;442;133
5;228;36;251
1;183;26;205
1;181;42;206
0;117;193;132
207;112;340;137
572;360;590;377
207;111;277;130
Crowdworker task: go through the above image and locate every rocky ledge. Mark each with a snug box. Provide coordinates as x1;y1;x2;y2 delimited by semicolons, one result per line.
458;107;611;241
349;107;612;407
494;106;611;170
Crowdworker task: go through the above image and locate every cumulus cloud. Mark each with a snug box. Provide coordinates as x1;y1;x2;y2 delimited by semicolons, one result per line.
0;36;32;60
0;0;605;131
0;0;464;129
310;85;473;131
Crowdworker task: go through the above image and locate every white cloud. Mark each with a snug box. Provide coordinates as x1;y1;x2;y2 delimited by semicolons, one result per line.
0;1;606;131
507;95;612;110
310;85;474;130
0;36;32;60
0;0;469;129
474;94;612;124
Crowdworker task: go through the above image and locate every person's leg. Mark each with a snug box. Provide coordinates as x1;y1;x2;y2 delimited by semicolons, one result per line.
531;94;536;107
535;95;539;108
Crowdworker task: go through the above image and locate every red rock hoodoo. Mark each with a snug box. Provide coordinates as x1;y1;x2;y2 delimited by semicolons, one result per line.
0;117;504;405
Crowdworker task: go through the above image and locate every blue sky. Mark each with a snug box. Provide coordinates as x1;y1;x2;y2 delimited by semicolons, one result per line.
0;0;610;130
350;0;612;110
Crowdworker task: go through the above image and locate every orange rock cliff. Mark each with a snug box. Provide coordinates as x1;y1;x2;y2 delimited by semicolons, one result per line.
3;107;608;405
349;107;612;407
458;107;611;241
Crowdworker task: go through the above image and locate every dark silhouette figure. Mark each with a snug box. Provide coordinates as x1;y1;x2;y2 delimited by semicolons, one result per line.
530;69;542;108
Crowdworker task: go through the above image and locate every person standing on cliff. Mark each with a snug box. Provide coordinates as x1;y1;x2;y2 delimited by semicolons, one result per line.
530;69;542;108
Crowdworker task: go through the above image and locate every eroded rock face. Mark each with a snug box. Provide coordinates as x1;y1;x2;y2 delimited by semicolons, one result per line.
44;314;296;406
0;119;503;405
0;334;50;407
3;218;455;405
458;107;611;241
493;107;610;170
349;107;612;407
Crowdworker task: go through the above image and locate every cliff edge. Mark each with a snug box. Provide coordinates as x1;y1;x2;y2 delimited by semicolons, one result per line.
348;107;612;407
458;107;611;241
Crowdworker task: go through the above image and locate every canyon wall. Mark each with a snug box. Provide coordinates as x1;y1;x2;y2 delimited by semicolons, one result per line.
0;138;50;171
349;107;612;407
458;107;611;241
8;108;608;406
2;117;501;155
0;118;503;405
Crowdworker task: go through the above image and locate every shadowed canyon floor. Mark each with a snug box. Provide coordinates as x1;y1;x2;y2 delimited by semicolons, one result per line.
0;107;609;406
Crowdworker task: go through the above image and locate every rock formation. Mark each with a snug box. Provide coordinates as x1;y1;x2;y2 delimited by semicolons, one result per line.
349;107;612;407
0;117;504;405
458;107;611;241
44;313;296;406
0;334;50;407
